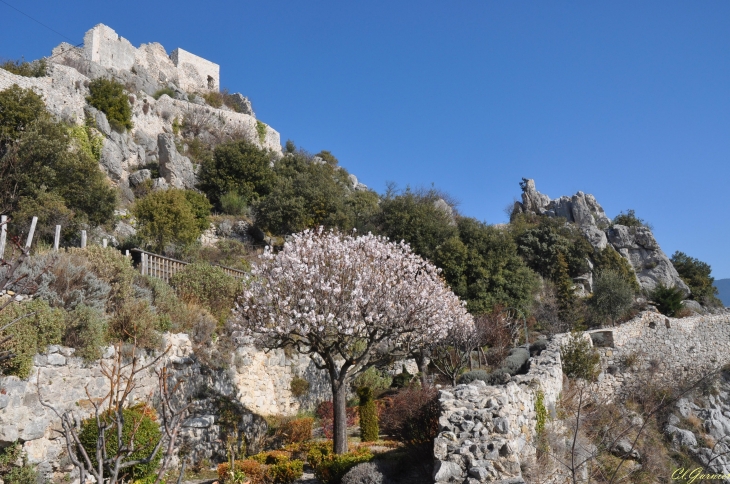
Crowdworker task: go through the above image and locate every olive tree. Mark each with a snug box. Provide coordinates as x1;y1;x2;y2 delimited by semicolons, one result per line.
232;228;472;454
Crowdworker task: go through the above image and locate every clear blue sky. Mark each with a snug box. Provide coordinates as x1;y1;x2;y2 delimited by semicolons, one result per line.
2;1;729;278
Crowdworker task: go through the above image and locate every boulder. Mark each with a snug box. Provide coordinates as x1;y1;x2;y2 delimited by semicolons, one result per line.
681;300;705;314
520;179;550;214
582;225;608;251
158;133;196;189
571;192;596;226
665;425;698;447
128;169;151;187
611;439;641;460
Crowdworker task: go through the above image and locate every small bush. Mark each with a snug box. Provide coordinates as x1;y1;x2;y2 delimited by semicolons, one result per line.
1;58;47;77
357;386;379;442
169;262;240;323
133;189;210;253
279;417;314;444
379;386;440;447
391;365;416;389
107;299;162;350
0;442;39;484
535;390;547;434
351;366;392;395
457;370;490;384
307;442;373;484
613;209;652;229
255;120;267;143
218;454;303;484
503;347;530;375
86;78;133;131
79;405;162;482
0;299;65;378
220;191;248;216
290;376;310;397
152;87;176;100
560;332;600;381
63;304;108;360
650;284;685;317
589;269;635;326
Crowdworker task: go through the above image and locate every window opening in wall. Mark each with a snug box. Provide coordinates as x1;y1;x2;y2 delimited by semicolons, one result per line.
207;75;215;89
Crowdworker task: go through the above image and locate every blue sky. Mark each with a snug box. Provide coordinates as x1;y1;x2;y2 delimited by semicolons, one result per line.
2;1;729;278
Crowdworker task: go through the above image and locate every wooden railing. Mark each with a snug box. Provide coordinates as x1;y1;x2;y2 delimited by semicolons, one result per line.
132;249;247;283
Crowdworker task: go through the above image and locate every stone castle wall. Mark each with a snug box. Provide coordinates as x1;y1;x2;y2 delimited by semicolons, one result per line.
82;24;220;93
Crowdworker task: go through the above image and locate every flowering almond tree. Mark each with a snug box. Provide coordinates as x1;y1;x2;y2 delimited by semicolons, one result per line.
232;228;473;453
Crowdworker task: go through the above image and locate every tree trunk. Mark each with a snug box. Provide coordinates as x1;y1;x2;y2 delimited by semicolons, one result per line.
332;378;349;454
417;351;429;387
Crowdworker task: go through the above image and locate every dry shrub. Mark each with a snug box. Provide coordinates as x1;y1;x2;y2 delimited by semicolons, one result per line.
379;386;439;447
108;299;161;350
474;306;516;367
316;401;358;439
278;418;314;444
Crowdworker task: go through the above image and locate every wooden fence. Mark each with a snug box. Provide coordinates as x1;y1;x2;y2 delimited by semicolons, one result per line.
132;249;247;283
0;217;247;284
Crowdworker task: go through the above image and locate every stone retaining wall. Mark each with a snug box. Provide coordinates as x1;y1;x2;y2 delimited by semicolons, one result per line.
0;334;331;481
433;340;564;483
589;310;730;399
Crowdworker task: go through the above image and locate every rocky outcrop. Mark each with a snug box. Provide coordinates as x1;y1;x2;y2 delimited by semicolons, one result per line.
0;24;283;191
513;179;688;296
158;133;196;189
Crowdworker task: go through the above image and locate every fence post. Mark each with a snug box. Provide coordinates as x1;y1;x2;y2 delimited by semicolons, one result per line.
81;230;87;249
141;252;147;276
53;225;61;252
125;250;130;257
102;238;107;248
0;215;6;260
25;216;38;250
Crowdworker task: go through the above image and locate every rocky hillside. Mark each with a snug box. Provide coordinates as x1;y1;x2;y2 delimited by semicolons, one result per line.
0;23;282;192
513;178;689;296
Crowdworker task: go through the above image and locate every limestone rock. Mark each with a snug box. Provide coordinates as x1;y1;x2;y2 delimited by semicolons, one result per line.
228;93;254;116
665;425;698;447
681;299;705;314
607;225;689;296
157;133;196;189
128;169;151;187
582;225;608;251
519;179;550;214
611;439;641;460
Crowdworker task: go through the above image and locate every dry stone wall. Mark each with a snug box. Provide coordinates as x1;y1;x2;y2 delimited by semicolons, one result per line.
0;334;330;481
433;340;564;483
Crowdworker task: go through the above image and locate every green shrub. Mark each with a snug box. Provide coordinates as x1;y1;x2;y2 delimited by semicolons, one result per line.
503;347;530;375
0;84;47;148
64;304;108;361
357;386;379;442
589;269;635;326
79;405;162;482
68;246;139;307
68;123;104;162
560;332;600;381
613;209;652;229
152;87;176;100
535;389;547;434
351;366;392;395
0;85;115;223
671;251;722;306
198;139;277;208
183;190;213;232
651;283;685;317
255;120;267;143
391;365;415;389
12;190;75;243
307;442;373;484
0;299;65;378
457;370;490;385
133;189;209;253
290;376;310;397
220;191;248;215
169;262;240;322
269;459;304;483
592;246;639;292
0;442;38;484
86;78;133;131
1;58;47;77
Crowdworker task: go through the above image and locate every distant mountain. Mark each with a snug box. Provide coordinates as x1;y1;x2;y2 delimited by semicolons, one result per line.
716;279;730;307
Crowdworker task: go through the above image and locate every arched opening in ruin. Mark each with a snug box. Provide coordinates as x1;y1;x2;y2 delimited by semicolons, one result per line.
207;75;215;90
